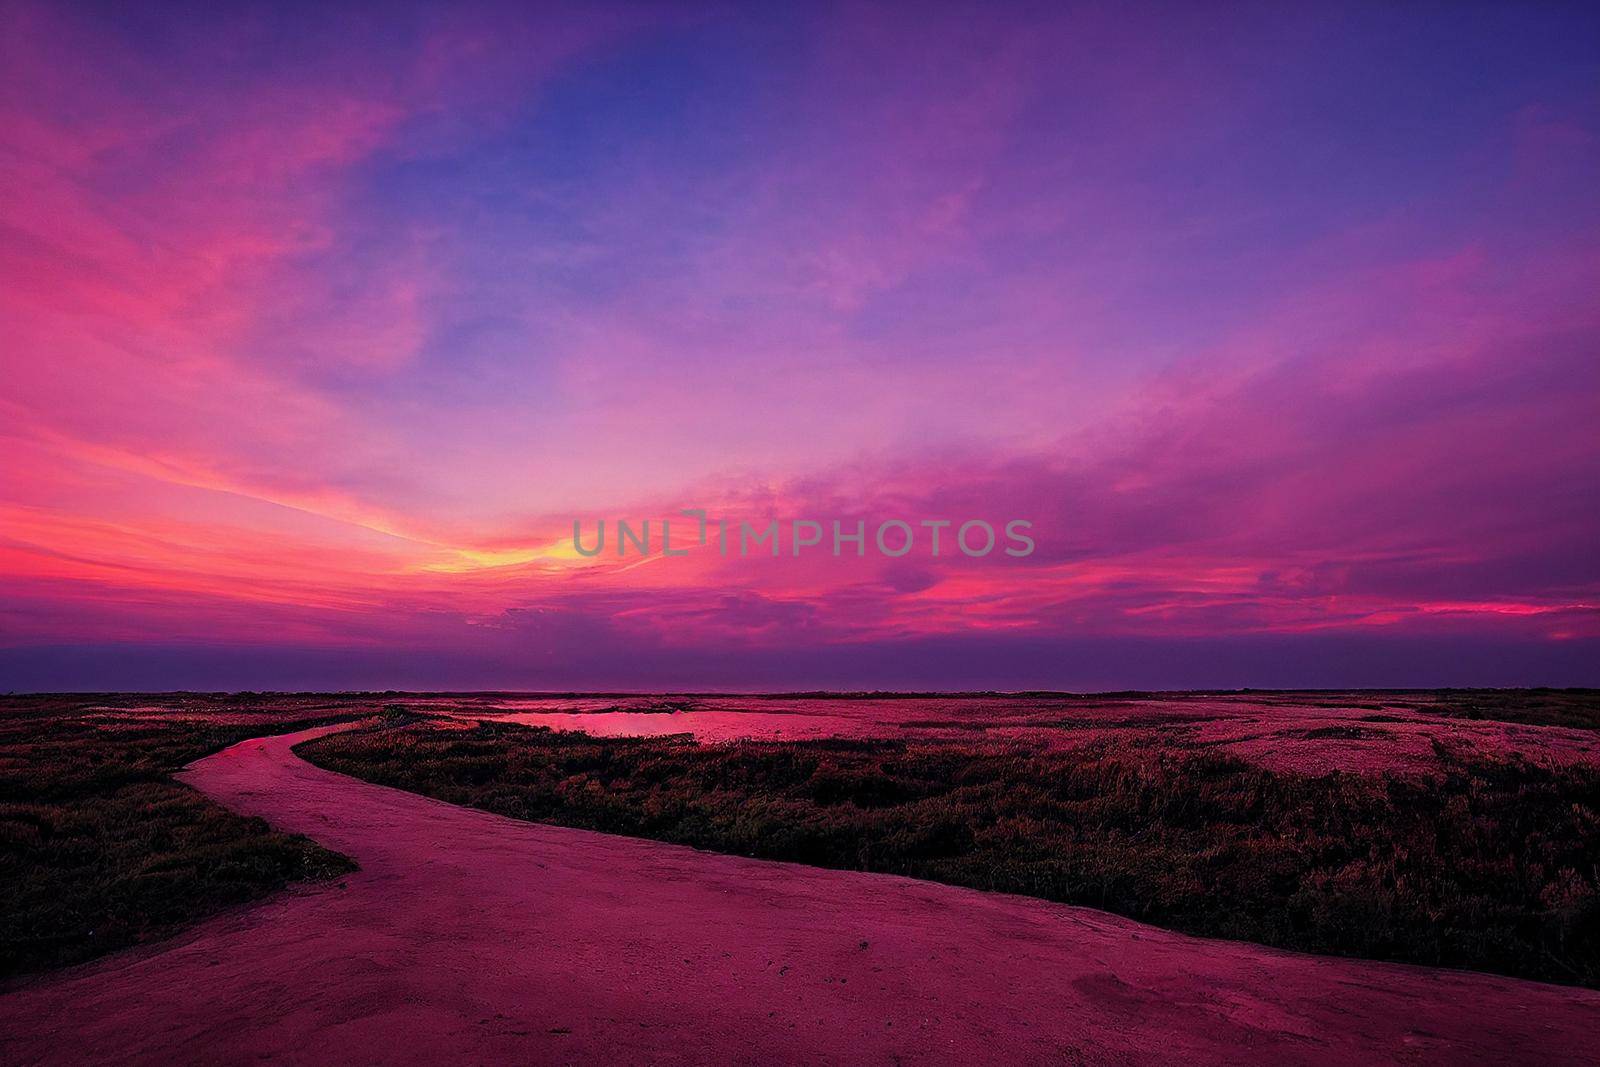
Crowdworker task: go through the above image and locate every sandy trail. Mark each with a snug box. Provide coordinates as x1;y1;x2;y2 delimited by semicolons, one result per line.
3;725;1598;1066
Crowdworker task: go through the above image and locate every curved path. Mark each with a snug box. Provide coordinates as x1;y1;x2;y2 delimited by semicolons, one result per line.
3;724;1599;1065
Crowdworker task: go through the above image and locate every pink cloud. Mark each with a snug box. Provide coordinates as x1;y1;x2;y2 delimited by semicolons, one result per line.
1;3;1596;686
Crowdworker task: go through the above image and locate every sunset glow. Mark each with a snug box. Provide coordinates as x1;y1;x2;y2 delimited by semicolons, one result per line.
2;2;1597;689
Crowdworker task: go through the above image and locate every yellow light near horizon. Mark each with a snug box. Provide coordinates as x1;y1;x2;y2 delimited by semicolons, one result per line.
415;537;595;574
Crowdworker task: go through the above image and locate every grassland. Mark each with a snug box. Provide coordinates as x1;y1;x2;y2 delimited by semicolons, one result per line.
5;689;1598;988
302;710;1600;987
0;696;356;980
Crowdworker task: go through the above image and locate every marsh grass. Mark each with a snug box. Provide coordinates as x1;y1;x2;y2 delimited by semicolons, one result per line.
0;698;356;980
304;718;1600;987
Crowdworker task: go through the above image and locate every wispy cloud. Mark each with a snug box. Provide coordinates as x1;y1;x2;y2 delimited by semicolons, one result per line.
2;1;1597;687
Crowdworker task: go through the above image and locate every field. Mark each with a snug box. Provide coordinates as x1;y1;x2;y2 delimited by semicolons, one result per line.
0;696;357;979
4;691;1600;1064
302;696;1600;986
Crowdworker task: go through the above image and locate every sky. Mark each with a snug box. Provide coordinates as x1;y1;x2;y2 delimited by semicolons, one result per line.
1;0;1597;691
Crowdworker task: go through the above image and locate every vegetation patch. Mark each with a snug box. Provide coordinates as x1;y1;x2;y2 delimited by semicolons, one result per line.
303;717;1600;987
1413;689;1600;730
1;697;356;980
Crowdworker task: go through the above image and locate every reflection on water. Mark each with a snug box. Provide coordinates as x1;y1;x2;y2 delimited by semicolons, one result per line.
463;710;870;742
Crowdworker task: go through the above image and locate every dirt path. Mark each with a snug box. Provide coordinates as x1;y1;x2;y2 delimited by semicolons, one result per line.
3;724;1598;1066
